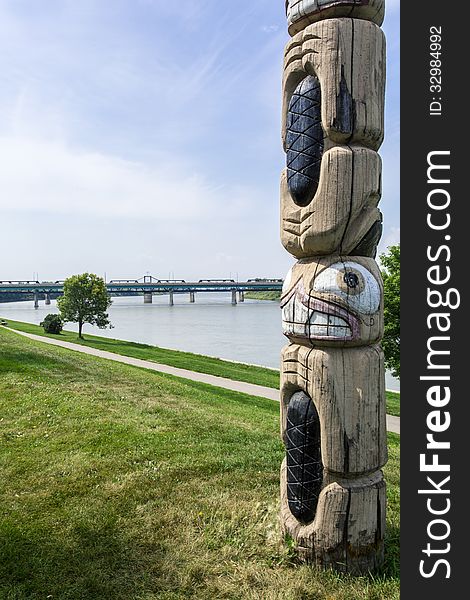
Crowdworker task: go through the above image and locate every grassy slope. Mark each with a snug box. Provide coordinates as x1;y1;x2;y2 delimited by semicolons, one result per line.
1;319;400;416
1;319;280;388
0;327;399;599
385;392;400;417
244;291;281;301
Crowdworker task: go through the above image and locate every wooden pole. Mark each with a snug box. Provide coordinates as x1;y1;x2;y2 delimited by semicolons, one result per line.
279;1;388;573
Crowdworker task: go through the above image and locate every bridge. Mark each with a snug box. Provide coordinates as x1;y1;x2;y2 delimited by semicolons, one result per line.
0;276;283;308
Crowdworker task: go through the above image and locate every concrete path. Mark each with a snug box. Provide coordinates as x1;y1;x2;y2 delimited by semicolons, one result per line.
6;328;400;435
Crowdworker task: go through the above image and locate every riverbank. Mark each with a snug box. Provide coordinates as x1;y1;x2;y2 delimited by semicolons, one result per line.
244;291;281;301
0;295;400;392
2;318;280;388
2;319;400;416
0;325;399;599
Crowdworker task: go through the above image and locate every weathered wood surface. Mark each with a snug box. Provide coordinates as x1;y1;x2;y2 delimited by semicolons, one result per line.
279;0;387;574
282;19;385;150
280;341;387;572
280;343;387;473
280;462;386;573
281;146;382;257
286;0;385;35
280;256;384;348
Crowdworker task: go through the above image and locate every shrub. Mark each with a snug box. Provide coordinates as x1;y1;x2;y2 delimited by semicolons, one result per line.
380;244;400;378
40;314;63;334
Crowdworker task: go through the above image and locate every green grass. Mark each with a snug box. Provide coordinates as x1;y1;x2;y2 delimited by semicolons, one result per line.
244;291;281;301
386;391;400;417
1;319;400;416
0;327;399;599
1;318;280;389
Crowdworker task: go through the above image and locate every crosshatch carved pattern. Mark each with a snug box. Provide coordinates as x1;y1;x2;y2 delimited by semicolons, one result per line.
279;0;387;573
286;75;324;207
286;391;323;524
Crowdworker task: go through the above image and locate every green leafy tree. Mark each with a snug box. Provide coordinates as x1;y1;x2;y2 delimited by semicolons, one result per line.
380;244;400;378
40;314;63;334
57;273;112;339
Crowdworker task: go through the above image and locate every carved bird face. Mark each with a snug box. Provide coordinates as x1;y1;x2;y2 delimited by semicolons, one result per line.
281;256;383;347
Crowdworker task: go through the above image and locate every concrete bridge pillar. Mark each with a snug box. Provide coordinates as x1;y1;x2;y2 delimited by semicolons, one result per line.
238;291;245;302
169;291;174;306
45;293;51;305
231;290;237;305
144;292;153;304
33;292;39;309
189;291;195;303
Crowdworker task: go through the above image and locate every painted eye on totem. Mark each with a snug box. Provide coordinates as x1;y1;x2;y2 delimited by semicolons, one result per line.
312;261;380;315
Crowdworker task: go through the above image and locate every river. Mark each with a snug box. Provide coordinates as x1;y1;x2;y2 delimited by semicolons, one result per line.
0;293;400;391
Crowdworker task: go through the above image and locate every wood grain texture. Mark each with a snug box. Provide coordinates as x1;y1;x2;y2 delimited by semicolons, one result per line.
282;19;385;150
280;343;387;474
281;145;382;257
279;3;387;572
281;256;383;348
286;0;385;35
280;461;386;573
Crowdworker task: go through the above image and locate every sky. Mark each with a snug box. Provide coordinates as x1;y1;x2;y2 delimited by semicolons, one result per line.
0;0;400;282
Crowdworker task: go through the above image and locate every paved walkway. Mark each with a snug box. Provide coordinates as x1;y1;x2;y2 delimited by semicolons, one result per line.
6;328;400;434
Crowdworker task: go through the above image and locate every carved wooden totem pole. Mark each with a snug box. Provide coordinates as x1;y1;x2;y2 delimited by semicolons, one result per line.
279;1;387;573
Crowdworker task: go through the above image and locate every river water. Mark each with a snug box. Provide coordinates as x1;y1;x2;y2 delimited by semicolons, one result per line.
0;293;400;391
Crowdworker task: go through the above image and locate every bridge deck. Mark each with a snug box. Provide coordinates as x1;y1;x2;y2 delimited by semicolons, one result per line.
0;281;283;295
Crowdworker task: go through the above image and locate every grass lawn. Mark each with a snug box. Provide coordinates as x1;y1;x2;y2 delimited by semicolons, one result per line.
244;291;281;301
0;327;399;599
0;320;401;417
1;319;280;389
385;391;400;417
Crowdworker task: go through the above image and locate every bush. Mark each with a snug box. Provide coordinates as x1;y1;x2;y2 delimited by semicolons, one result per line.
40;314;63;334
380;244;400;378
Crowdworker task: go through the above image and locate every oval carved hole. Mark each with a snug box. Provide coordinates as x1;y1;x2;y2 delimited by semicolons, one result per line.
286;390;323;524
286;75;324;207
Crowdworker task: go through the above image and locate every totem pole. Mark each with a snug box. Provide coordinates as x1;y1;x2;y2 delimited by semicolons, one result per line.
279;1;387;573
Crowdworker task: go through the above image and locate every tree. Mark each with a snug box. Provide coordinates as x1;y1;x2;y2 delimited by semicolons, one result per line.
40;314;63;334
57;273;112;339
380;244;400;378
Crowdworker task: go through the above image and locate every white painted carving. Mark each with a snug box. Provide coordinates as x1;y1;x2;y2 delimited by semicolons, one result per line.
281;261;381;343
311;261;380;315
282;266;294;295
281;280;358;342
286;0;385;32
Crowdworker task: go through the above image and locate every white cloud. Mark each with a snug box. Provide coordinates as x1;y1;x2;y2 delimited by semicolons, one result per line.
261;25;279;33
0;135;257;221
0;0;399;281
378;226;400;257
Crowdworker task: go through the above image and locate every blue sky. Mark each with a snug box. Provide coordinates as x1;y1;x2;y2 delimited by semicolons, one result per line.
0;0;399;281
